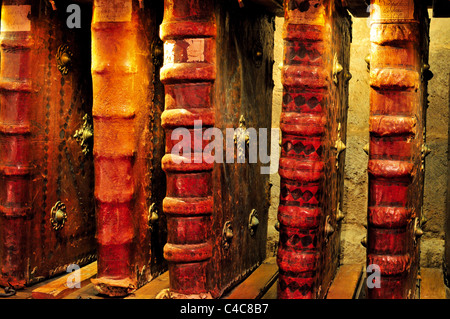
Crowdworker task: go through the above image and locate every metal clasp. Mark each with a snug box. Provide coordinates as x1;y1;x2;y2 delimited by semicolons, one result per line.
74;114;93;155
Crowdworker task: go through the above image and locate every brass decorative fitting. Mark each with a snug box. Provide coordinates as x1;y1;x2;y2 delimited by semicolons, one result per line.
332;53;343;84
248;209;259;236
234;115;250;145
274;221;280;232
421;212;428;228
336;203;345;222
222;221;233;249
361;237;367;247
421;144;431;170
148;203;159;232
365;53;371;71
414;217;423;245
50;201;67;231
56;44;73;75
363;143;369;155
345;72;352;82
335;139;346;155
325;215;335;241
74;114;93;155
334;123;346;167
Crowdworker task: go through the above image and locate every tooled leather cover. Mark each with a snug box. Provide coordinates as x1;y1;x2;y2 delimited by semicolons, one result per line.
0;0;96;288
367;0;429;299
91;0;166;296
160;0;274;298
277;0;351;299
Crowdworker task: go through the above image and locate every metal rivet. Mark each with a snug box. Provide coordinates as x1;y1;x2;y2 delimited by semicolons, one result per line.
363;143;369;155
345;72;352;82
365;54;371;67
248;209;259;236
335;139;346;154
422;144;431;158
333;53;343;84
421;213;428;227
336;209;345;222
274;221;280;232
414;217;423;244
361;237;367;247
222;221;233;249
148;203;159;232
325;215;334;239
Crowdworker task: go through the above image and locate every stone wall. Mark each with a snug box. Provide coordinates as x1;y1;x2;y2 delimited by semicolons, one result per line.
267;11;450;269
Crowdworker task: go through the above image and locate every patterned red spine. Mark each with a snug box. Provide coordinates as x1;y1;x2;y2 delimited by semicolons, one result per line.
277;0;330;299
90;0;137;296
0;0;33;288
367;0;428;299
160;0;216;297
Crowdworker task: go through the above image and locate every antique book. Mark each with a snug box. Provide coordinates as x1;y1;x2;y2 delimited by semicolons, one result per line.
90;0;166;296
0;0;96;288
277;0;351;298
160;0;274;298
366;0;430;299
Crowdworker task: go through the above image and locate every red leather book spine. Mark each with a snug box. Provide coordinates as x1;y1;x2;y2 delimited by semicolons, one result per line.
367;0;428;299
277;0;330;299
160;0;216;298
277;0;351;299
0;0;33;288
90;0;137;296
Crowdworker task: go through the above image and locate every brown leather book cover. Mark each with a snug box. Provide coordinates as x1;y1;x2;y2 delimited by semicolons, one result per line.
0;0;96;288
277;0;351;299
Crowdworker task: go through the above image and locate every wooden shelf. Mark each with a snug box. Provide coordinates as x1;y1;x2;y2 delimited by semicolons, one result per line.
1;260;446;299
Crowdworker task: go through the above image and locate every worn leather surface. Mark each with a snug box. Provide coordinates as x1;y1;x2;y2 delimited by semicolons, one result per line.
90;0;166;297
367;0;429;299
277;0;351;299
0;0;96;288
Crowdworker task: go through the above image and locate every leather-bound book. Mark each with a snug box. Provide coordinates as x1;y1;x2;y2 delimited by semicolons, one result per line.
90;0;166;297
0;0;96;288
277;0;351;299
160;0;275;298
367;0;430;299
